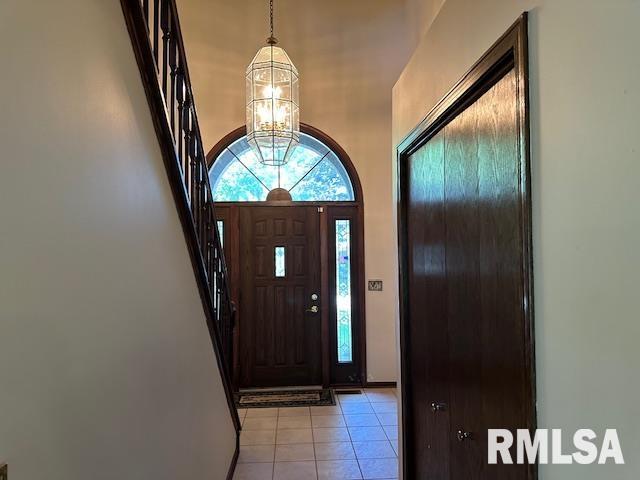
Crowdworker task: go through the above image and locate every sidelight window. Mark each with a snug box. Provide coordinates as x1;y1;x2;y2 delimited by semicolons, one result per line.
335;220;353;363
216;220;224;248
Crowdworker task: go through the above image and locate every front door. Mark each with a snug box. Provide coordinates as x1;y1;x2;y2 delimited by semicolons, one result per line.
239;206;322;387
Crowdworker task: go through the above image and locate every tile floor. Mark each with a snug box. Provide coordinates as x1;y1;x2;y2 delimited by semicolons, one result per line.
234;388;399;480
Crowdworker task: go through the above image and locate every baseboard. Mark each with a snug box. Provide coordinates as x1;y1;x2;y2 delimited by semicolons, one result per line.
226;432;240;480
363;381;397;388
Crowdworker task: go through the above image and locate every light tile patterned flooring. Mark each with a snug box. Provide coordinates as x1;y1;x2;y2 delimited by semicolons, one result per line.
234;388;399;480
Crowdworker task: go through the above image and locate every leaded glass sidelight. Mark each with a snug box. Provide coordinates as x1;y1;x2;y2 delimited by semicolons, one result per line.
216;220;224;248
246;45;299;166
335;220;353;363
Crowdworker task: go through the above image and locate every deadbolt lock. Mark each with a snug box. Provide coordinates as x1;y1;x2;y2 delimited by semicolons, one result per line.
311;293;318;301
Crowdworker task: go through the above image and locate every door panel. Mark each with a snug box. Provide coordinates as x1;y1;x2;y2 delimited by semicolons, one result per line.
406;131;450;479
404;68;531;479
474;69;527;480
239;206;322;387
444;89;485;480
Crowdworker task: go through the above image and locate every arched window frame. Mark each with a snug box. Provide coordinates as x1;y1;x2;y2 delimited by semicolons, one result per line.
206;123;364;205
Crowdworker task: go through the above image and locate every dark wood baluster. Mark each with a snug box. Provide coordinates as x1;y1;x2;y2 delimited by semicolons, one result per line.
201;167;208;254
195;142;202;233
215;255;223;320
208;216;218;298
201;187;209;259
168;20;178;141
215;221;224;312
211;231;224;306
213;251;219;301
143;0;149;26
176;65;184;174
191;131;199;219
189;111;198;212
213;268;219;313
205;210;214;287
212;234;218;302
183;97;192;195
160;0;170;100
152;0;160;67
197;179;204;256
213;228;220;305
217;254;224;314
201;182;207;249
196;145;203;234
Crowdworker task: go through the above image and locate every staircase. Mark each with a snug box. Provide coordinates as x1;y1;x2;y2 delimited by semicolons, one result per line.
120;0;239;431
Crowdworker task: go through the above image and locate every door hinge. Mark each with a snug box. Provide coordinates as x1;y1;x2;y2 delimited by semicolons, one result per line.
317;207;324;213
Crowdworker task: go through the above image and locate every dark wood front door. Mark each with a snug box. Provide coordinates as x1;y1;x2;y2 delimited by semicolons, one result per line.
398;18;534;480
239;206;322;387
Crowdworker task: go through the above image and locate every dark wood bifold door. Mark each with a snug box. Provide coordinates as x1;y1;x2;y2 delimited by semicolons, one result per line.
239;206;322;387
398;17;534;480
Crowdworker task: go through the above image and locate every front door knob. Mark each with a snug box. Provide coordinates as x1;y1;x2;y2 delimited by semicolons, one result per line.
306;305;319;313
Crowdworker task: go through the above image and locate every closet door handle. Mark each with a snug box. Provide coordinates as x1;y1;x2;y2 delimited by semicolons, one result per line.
456;429;473;442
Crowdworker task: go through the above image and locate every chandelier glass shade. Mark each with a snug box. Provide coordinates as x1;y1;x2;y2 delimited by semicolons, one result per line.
246;43;299;166
245;1;299;166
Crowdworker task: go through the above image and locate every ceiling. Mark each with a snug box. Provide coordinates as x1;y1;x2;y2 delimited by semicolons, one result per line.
177;0;437;149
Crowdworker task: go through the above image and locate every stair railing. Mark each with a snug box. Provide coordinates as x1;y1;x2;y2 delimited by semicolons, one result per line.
120;0;238;430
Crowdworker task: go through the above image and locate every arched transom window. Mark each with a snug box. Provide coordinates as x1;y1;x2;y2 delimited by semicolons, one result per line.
209;132;355;202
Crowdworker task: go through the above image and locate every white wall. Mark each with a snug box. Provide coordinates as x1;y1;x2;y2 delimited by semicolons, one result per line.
178;0;420;382
404;0;446;48
393;0;640;478
0;1;236;479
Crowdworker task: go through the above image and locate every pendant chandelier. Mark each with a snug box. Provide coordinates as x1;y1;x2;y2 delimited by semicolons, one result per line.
246;0;299;166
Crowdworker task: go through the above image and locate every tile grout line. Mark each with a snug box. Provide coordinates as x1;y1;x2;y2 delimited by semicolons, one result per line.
338;394;366;480
271;408;279;480
311;416;319;480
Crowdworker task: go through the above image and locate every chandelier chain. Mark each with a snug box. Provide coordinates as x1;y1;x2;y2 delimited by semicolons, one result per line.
269;0;274;38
